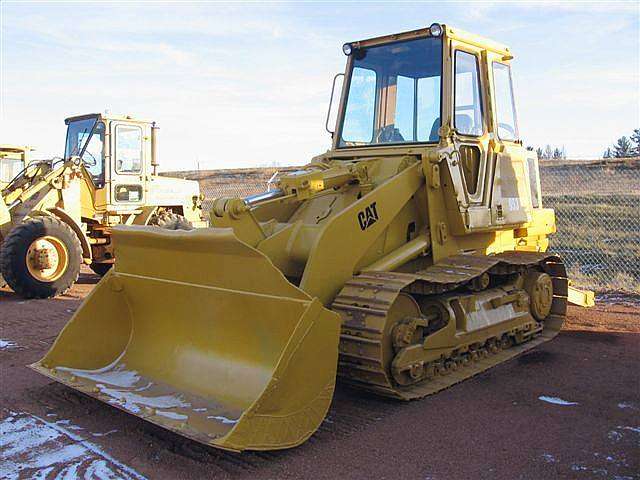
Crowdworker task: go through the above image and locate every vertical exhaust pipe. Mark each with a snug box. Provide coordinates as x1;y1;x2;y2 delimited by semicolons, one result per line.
151;122;160;175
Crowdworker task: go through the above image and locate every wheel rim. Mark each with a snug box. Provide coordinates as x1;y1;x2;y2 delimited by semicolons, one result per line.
25;236;69;282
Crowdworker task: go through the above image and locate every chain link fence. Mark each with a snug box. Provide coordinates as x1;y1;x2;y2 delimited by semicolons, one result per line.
540;157;640;294
168;157;640;294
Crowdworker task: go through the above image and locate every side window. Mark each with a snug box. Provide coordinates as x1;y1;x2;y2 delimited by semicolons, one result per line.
454;51;483;136
115;125;143;174
341;67;377;144
83;122;105;187
493;62;518;141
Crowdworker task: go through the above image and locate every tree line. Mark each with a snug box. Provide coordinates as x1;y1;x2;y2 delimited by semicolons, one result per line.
532;128;639;160
535;145;566;160
603;128;640;158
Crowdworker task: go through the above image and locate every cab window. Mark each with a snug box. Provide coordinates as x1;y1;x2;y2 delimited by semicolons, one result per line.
115;125;143;174
492;62;519;141
338;36;443;147
341;67;377;143
454;51;483;136
82;122;105;187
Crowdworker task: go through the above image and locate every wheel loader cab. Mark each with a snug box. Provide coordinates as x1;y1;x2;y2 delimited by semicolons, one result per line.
64;114;151;212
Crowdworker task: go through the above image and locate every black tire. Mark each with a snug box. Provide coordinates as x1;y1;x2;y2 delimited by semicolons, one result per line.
90;262;112;276
148;211;193;230
0;217;82;298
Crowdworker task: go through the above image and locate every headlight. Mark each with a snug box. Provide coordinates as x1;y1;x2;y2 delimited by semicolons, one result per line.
342;43;353;55
429;23;443;37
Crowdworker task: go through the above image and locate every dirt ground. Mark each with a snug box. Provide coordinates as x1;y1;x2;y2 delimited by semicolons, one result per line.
1;269;639;480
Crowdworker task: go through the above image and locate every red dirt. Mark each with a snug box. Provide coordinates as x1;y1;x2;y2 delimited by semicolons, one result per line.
1;271;639;479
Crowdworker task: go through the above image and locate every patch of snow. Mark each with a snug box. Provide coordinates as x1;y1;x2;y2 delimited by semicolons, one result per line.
96;383;189;415
621;426;640;434
207;415;238;425
538;395;579;406
541;453;557;463
608;430;623;442
91;429;118;438
58;362;141;389
156;410;188;421
606;426;640;447
0;412;146;479
0;339;17;350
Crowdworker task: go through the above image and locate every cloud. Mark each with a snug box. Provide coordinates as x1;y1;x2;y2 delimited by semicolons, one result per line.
1;2;638;166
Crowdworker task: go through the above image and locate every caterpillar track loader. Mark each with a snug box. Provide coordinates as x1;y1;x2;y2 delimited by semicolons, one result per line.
33;24;583;451
1;113;204;298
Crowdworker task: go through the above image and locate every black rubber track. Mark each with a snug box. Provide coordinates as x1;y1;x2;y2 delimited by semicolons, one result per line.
0;216;82;298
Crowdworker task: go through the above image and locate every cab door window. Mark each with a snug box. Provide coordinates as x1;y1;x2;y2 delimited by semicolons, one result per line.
82;122;105;187
492;62;519;141
454;51;483;136
115;125;143;174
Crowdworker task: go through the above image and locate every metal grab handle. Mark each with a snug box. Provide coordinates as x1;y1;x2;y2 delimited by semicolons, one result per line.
325;73;345;135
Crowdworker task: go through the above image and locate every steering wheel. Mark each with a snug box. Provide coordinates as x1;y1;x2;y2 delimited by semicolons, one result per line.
82;150;98;167
375;125;405;144
498;123;516;139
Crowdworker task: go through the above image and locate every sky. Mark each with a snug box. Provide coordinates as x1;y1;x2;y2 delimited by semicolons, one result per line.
1;1;638;171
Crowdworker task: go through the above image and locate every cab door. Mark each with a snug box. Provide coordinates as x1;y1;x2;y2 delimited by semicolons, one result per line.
486;52;533;227
447;41;492;231
109;122;145;207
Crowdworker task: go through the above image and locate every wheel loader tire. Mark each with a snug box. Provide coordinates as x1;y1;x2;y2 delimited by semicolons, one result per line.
90;262;112;277
148;211;193;230
0;217;82;299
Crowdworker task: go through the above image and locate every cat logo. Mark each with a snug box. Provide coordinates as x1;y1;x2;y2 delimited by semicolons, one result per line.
357;202;379;231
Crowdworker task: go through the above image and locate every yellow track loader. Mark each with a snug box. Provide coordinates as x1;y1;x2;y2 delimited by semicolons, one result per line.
1;113;204;298
33;24;588;451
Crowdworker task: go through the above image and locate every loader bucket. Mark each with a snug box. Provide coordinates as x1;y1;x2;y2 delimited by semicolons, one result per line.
30;227;342;451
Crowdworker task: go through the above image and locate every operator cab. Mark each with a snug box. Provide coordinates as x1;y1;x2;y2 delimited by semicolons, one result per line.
64;113;152;208
334;23;520;151
332;24;536;232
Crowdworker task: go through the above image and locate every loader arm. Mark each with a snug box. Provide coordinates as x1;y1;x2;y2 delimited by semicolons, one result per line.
3;161;72;211
300;161;425;304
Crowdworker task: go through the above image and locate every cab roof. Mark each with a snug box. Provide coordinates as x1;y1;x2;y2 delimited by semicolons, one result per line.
349;24;512;56
64;113;153;125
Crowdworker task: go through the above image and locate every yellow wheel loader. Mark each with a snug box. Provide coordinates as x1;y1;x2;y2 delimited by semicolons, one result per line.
0;145;32;189
1;113;204;298
33;24;589;451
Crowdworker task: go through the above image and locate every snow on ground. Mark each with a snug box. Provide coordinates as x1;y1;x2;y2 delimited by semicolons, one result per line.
0;339;17;350
538;395;579;406
0;412;145;480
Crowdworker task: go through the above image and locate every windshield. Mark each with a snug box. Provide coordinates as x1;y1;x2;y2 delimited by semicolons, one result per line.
64;117;106;186
338;36;442;147
65;117;98;159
